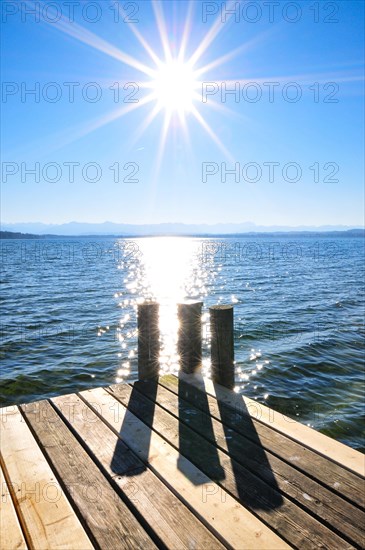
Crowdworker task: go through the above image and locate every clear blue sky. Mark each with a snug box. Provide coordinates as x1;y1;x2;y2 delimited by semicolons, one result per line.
1;0;364;227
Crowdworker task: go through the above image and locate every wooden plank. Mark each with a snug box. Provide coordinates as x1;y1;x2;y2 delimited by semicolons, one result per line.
20;399;157;550
108;382;355;550
79;386;290;550
159;374;365;508
0;405;93;550
133;379;365;548
171;373;365;477
0;463;28;550
51;393;225;550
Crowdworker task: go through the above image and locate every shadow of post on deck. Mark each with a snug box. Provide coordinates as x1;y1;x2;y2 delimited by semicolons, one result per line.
111;303;159;475
111;301;283;511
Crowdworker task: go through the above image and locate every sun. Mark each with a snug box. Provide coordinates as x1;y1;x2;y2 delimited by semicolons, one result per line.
151;60;198;114
41;0;246;161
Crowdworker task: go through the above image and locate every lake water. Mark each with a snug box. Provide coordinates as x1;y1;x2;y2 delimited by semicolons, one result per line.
1;235;364;452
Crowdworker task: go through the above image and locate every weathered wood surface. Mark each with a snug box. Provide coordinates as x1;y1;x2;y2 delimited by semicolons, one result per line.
159;375;365;508
109;381;358;549
0;406;93;550
51;393;225;550
1;374;364;550
21;400;156;550
170;373;365;477
80;386;289;550
131;379;365;548
0;464;27;550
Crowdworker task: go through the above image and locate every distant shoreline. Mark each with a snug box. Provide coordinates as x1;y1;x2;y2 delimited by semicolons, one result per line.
1;229;364;239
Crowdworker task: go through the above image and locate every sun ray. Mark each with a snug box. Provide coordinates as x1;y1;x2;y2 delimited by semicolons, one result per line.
188;0;239;67
82;92;156;135
23;1;156;77
194;33;271;77
178;111;195;169
192;89;242;119
211;70;364;89
178;1;195;62
178;110;190;146
154;110;172;178
128;103;163;153
152;1;173;64
9;93;157;160
109;0;163;68
146;110;172;212
249;72;364;84
191;106;235;163
194;46;248;78
20;0;350;185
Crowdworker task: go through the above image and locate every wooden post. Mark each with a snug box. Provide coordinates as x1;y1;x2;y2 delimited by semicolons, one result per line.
138;302;160;380
210;305;234;389
178;302;203;374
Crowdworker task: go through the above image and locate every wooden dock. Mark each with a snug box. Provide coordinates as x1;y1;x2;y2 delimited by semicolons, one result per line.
1;373;364;550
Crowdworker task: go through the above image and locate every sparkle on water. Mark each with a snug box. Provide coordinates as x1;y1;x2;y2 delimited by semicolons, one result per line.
137;237;208;374
1;235;364;451
115;237;212;382
114;237;271;390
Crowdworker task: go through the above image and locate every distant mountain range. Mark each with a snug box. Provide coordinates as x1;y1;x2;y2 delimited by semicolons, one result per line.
1;221;364;237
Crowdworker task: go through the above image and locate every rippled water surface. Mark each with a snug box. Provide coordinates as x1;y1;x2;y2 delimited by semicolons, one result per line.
1;235;364;451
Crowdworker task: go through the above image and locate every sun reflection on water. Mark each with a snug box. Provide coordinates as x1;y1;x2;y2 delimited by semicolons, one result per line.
114;237;214;382
136;237;207;373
